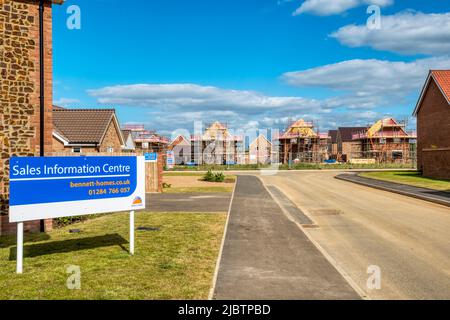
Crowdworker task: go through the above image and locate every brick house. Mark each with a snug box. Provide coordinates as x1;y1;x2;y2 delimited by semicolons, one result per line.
413;70;450;179
249;134;272;164
328;130;338;159
277;119;329;164
168;135;191;165
52;108;125;154
123;124;169;152
191;122;244;165
351;118;416;163
1;0;63;235
336;127;367;162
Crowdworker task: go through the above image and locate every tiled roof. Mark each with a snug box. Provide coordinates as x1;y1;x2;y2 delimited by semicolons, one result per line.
431;70;450;102
338;127;367;142
122;129;132;142
414;70;450;115
53;109;117;144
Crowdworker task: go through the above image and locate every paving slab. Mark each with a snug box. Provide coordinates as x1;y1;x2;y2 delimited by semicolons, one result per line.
146;193;231;212
336;174;450;207
213;175;360;300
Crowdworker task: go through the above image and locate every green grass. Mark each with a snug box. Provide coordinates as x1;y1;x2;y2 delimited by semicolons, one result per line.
163;186;234;193
360;171;450;192
163;171;236;181
0;212;226;300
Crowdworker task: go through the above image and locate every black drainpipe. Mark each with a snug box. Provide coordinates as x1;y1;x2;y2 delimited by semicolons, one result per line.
39;0;45;232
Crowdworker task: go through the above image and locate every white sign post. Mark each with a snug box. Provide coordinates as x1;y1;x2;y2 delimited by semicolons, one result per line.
16;222;23;274
130;210;135;255
9;156;146;273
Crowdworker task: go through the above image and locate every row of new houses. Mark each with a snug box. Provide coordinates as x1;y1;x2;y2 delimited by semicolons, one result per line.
167;70;450;176
49;108;415;166
167;118;416;166
51;93;443;178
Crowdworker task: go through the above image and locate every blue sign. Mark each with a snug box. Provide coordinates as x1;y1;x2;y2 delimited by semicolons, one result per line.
9;156;146;223
144;153;158;162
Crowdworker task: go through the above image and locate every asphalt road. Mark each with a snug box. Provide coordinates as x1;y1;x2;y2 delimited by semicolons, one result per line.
259;171;450;300
213;175;359;300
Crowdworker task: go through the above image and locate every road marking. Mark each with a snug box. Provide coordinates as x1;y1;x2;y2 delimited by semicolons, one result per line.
208;178;237;300
259;177;369;300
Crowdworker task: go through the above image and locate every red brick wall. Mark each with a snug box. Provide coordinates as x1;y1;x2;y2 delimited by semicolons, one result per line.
0;0;54;235
1;215;53;235
417;78;450;179
421;149;450;180
99;120;123;153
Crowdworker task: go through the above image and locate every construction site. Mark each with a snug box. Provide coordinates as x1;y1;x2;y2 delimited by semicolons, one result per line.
123;124;170;152
190;122;245;165
277;119;330;164
350;118;417;164
128;117;417;166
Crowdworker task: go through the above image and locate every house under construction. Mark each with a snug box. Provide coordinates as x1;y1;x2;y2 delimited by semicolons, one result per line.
123;124;170;152
351;118;417;163
277;119;329;164
191;122;244;165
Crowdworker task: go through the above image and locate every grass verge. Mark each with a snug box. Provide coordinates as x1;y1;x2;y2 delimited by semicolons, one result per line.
359;171;450;192
0;212;226;300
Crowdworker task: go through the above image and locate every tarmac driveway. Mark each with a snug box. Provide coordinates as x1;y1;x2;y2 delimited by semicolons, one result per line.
213;175;359;300
146;193;231;213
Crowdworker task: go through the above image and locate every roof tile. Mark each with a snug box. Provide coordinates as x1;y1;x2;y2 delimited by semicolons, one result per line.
431;70;450;102
53;109;115;144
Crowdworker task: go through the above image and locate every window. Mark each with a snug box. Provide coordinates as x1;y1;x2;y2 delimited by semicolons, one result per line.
72;147;82;153
392;151;403;160
106;147;114;153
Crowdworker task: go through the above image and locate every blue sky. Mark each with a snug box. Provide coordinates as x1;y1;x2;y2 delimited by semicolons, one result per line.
52;0;450;135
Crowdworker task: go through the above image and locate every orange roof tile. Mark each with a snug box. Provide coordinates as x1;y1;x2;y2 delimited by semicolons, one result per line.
431;70;450;102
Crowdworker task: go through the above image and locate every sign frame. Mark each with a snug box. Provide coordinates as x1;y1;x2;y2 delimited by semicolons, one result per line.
9;156;146;274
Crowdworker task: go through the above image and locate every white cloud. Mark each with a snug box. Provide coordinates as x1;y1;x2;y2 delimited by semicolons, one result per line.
331;11;450;55
293;0;393;16
53;98;81;107
88;83;324;115
88;55;437;134
88;84;343;133
282;56;450;108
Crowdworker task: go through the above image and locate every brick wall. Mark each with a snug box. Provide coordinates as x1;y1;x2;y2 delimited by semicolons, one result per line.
422;149;450;180
417;78;450;179
99;120;123;153
341;141;360;160
0;0;54;235
249;136;272;164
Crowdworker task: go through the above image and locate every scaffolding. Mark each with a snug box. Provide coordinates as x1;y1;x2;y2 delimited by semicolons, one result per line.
190;121;244;165
124;124;170;152
351;118;417;164
278;119;329;164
